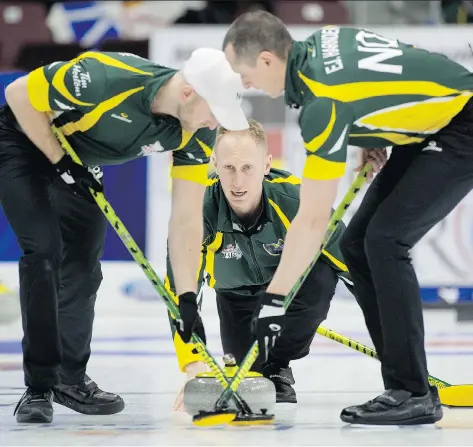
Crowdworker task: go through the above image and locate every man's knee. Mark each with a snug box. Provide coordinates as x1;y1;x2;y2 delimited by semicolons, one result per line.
21;230;62;269
340;224;365;263
65;257;103;288
364;220;412;262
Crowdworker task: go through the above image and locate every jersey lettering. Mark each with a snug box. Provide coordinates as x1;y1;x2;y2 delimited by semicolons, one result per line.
356;30;403;74
321;27;344;75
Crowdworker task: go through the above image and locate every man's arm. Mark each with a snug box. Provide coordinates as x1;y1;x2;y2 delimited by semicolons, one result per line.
5;56;107;164
165;217;212;411
267;177;340;295
165;222;211;371
267;98;351;296
5;76;64;164
168;130;214;295
168;178;206;295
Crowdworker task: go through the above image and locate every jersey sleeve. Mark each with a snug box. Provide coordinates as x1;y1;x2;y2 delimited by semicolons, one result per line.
299;98;352;181
27;56;107;114
171;128;216;186
165;217;213;372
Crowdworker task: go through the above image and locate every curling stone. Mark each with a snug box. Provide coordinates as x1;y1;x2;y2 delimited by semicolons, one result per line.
0;282;20;325
183;354;276;415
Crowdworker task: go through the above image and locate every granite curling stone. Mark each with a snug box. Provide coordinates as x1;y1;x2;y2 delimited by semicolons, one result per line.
183;354;276;415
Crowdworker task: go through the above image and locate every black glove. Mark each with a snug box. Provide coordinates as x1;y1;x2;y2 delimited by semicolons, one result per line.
54;154;103;203
251;292;286;364
174;291;206;344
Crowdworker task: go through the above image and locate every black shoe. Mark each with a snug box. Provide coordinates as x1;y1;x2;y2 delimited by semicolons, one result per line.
262;363;297;403
340;388;443;426
429;385;443;419
53;374;124;415
342;385;443;418
14;388;54;423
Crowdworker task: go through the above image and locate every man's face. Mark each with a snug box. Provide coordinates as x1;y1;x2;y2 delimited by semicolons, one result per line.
214;132;271;216
224;44;284;98
178;91;219;133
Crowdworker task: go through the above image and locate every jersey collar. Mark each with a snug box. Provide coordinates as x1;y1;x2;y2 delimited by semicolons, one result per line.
143;67;178;122
284;40;308;109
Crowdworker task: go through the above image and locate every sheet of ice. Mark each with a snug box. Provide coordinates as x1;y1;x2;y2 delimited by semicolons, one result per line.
1;281;472;446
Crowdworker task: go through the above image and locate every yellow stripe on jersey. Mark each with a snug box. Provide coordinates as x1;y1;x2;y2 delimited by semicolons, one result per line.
171;164;209;185
196;138;213;158
207;177;220;186
268;199;290;229
265;175;301;185
205;232;223;287
270;198;348;272
304;102;336;153
60;86;144;135
27;68;51;112
298;72;462;102
355;93;473;135
176;129;194;150
52;61;95;107
78;52;154;77
322;250;348;272
349;132;424;145
303;155;346;180
50;51;153;109
196;247;206;283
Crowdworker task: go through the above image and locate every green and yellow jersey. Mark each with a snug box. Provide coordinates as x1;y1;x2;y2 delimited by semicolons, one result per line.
26;51;215;184
164;168;351;370
285;26;473;181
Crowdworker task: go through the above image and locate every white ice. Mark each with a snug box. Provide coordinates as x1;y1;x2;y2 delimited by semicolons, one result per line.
0;262;472;446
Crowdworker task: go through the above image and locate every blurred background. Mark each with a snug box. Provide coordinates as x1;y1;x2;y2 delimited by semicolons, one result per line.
0;1;472;322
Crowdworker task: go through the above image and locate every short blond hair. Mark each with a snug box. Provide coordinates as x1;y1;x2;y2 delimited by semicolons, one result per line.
216;118;267;150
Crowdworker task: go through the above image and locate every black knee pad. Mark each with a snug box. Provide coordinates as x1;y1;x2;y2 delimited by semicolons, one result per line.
19;253;59;277
19;253;60;309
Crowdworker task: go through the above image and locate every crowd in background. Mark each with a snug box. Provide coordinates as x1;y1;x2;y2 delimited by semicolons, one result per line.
1;0;472;72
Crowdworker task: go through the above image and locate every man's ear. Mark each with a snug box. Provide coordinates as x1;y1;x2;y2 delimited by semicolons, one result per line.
179;84;194;102
211;151;217;166
264;153;272;175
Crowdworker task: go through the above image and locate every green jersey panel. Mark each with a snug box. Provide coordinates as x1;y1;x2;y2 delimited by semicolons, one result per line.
164;168;351;370
166;168;349;297
27;51;215;184
285;26;473;180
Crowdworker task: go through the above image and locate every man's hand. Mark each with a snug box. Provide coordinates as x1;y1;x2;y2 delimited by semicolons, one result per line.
251;292;286;364
355;148;388;182
173;361;209;411
174;292;206;344
54;154;103;203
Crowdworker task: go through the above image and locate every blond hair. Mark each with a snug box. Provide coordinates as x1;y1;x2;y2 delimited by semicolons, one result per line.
216;118;267;150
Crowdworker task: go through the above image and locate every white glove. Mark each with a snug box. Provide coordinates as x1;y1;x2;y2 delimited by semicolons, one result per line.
173;360;209;411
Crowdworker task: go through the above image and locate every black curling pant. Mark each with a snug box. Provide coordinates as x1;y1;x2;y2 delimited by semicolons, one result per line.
340;98;473;395
0;107;106;389
217;259;339;372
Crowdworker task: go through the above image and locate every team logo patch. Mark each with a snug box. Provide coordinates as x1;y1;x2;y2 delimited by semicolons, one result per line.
221;243;242;260
263;239;284;256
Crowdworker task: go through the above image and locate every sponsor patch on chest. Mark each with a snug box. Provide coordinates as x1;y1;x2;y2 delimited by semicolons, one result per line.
221;243;243;260
71;64;91;97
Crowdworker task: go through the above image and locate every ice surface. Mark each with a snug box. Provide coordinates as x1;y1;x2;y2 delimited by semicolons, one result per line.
1;267;472;446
